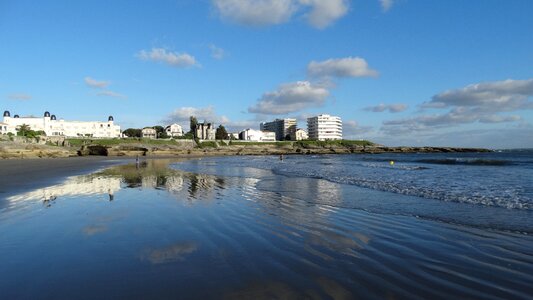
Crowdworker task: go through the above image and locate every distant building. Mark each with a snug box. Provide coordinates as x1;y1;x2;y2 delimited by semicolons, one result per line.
260;118;297;141
165;123;183;137
229;132;239;140
195;122;215;140
1;110;120;137
0;122;11;135
238;129;276;142
295;128;308;141
141;127;157;139
307;114;342;141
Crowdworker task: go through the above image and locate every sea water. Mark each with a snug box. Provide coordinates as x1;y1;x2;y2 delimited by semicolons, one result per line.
0;152;532;299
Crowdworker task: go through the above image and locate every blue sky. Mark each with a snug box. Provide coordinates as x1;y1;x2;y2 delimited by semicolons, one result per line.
1;0;532;148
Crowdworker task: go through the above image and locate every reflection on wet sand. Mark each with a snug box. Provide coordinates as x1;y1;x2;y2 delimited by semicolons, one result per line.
6;158;227;205
141;241;198;264
83;225;108;236
6;176;122;203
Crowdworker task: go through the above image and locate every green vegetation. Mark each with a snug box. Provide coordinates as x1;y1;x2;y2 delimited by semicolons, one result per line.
215;125;228;140
16;124;46;139
295;139;374;147
229;141;293;146
197;141;218;148
66;138;182;146
123;128;142;138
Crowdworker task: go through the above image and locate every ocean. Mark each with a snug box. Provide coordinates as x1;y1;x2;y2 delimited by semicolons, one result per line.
0;151;532;299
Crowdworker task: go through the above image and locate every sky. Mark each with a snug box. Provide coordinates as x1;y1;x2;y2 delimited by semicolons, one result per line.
0;0;532;148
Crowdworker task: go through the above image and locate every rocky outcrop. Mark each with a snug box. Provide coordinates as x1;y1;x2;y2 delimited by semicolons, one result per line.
0;142;77;159
0;139;491;159
74;143;490;157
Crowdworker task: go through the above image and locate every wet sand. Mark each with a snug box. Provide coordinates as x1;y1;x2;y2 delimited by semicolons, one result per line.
0;157;532;298
0;157;130;196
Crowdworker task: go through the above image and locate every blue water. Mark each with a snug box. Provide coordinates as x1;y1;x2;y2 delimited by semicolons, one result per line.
1;154;532;299
174;151;533;233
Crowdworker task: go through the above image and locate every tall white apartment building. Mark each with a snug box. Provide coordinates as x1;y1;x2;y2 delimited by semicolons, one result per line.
2;110;121;138
260;118;297;141
307;114;342;141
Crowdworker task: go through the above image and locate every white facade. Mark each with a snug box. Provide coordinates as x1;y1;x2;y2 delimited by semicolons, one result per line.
295;128;308;141
2;111;120;138
195;122;216;140
238;129;276;142
165;123;183;137
0;122;14;135
260;118;297;141
307;114;342;141
142;128;157;139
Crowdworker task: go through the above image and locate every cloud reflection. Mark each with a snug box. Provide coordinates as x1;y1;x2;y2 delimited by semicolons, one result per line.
141;242;198;264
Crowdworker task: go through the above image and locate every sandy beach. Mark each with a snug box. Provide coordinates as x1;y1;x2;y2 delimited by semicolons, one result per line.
0;156;130;196
0;153;532;298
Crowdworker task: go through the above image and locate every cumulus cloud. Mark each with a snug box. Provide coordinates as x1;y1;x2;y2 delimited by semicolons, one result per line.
96;90;127;99
307;57;378;78
248;81;329;115
212;0;296;26
209;44;225;60
84;77;110;89
300;0;349;29
381;79;532;135
211;0;349;28
379;0;394;12
137;48;198;68
7;93;32;101
422;79;533;112
164;106;230;125
365;103;407;113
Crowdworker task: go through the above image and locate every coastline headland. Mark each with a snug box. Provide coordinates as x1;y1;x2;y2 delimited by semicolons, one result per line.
0;137;491;159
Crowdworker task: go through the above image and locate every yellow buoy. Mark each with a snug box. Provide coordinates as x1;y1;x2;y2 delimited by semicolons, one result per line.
389;160;395;166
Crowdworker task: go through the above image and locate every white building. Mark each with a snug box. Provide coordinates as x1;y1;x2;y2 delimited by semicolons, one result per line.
1;110;120;138
238;129;276;142
295;128;308;141
141;127;157;139
165;123;183;137
195;122;215;140
260;118;297;141
307;114;342;141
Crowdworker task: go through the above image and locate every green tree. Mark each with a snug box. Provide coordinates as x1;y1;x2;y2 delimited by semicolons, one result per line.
16;124;31;137
189;116;198;133
215;125;228;140
123;128;142;138
153;125;169;139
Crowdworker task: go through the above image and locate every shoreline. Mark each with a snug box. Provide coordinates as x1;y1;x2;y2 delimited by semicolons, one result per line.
0;156;131;196
0;139;491;159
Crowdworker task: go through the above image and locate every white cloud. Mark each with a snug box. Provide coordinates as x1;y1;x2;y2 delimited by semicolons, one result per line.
300;0;349;29
365;103;407;113
374;127;533;149
422;79;533;112
307;57;378;78
84;77;110;89
211;0;349;28
209;44;225;60
379;0;394;12
248;81;329;115
96;90;127;99
7;93;32;101
137;48;198;68
212;0;296;26
381;79;533;135
164;106;229;125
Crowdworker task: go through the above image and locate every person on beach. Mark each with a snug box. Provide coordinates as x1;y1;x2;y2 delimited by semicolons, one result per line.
136;155;140;169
